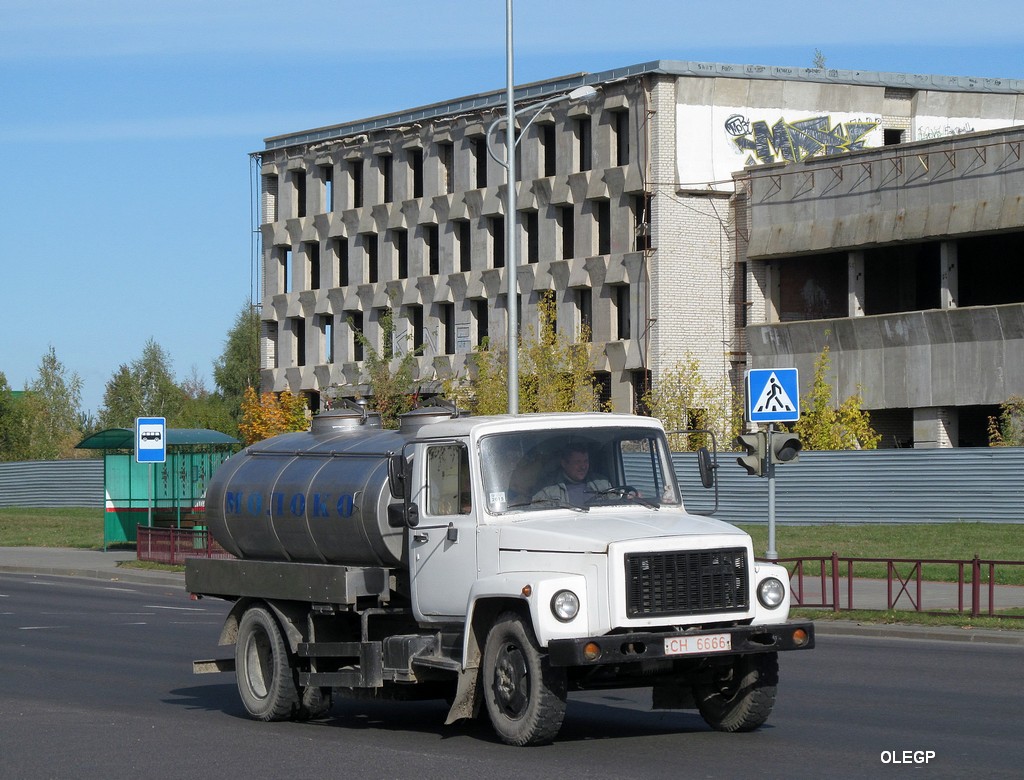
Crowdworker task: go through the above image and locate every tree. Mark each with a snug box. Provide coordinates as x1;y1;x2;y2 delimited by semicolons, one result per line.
812;49;827;70
213;302;262;424
792;344;880;450
0;372;30;461
99;364;143;429
445;292;603;415
21;346;85;460
987;396;1024;446
135;338;184;419
348;307;421;429
238;387;309;445
98;338;184;428
642;354;743;451
178;367;237;435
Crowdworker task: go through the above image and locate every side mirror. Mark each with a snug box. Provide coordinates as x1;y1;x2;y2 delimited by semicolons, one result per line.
697;446;716;489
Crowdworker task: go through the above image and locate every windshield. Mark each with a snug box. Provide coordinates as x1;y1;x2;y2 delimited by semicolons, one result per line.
478;427;681;514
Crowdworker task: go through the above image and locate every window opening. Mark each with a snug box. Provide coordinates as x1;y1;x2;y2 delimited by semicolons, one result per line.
308;242;321;290
322;165;334;212
426;444;472;516
410;148;424;198
560;206;575;260
471;137;487;189
366;234;379;283
577;117;592;172
540;124;556;177
426;224;440;275
351;160;363;208
292;170;307;218
380;154;393;203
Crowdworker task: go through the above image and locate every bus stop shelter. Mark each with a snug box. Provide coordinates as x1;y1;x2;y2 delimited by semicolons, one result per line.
75;428;239;549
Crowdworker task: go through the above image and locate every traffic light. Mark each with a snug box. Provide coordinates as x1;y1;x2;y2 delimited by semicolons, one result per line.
770;432;802;465
734;432;766;477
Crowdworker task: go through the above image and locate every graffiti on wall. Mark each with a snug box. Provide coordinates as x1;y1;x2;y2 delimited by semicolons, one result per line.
726;114;879;166
916;123;975;141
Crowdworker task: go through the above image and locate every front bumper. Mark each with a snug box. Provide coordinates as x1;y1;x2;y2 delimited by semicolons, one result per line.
546;620;814;667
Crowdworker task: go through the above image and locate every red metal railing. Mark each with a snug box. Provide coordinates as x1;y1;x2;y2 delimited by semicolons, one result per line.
136;526;234;566
763;553;1024;618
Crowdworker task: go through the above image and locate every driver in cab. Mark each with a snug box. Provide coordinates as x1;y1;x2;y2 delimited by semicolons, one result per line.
532;444;611;508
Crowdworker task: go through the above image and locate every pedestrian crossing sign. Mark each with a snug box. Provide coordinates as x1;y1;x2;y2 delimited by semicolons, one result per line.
747;368;800;423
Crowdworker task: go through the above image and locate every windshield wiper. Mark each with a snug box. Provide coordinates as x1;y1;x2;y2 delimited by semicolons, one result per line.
511;497;588;512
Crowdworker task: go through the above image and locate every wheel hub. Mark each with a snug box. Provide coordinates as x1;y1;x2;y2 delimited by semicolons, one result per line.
494;642;529;716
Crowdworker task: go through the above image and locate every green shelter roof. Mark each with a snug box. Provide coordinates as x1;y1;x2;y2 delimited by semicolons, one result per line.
76;428;239;451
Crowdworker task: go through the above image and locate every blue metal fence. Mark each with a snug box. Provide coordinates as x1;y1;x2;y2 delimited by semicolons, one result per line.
672;447;1024;525
0;460;104;508
4;448;1024;524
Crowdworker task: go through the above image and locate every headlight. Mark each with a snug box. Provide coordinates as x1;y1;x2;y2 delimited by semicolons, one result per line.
757;577;786;609
550;590;580;622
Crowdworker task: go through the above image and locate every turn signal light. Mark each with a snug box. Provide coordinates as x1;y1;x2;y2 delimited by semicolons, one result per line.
792;628;809;647
583;642;602;662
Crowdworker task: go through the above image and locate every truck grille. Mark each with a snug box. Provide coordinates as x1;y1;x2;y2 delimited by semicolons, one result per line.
625;548;749;617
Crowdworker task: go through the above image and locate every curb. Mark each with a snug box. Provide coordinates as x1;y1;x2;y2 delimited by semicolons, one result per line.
0;564;185;589
812;619;1024;646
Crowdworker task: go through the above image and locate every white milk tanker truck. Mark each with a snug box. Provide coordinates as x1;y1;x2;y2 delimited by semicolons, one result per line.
186;408;813;746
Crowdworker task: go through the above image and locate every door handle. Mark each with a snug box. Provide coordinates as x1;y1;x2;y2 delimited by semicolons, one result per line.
413;532;429;543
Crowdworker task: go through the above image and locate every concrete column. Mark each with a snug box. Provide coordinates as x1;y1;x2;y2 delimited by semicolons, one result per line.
764;260;780;323
913;406;959;448
848;250;866;317
940;241;958;309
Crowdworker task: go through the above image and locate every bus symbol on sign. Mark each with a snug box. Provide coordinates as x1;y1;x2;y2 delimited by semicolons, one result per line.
747;369;800;423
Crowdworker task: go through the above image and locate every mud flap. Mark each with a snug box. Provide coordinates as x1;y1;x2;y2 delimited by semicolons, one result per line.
445;666;481;724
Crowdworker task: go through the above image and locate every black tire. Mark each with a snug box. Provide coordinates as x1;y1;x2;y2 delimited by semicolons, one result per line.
235;605;301;721
481;611;567;746
693;652;778;733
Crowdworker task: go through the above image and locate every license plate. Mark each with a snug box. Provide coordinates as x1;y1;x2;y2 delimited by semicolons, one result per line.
664;633;732;656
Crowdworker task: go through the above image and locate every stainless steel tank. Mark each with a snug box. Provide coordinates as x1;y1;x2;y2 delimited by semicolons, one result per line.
206;410;414;567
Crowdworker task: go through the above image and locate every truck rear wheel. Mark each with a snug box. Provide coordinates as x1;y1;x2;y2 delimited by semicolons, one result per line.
693;652;778;732
481;611;567;746
236;605;300;721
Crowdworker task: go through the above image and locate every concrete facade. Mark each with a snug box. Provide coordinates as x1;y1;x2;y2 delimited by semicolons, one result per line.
254;60;1024;443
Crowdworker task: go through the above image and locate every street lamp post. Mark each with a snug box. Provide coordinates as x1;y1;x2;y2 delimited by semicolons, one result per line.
487;3;597;414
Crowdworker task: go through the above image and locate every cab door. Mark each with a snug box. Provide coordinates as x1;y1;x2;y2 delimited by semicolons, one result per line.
408;442;478;618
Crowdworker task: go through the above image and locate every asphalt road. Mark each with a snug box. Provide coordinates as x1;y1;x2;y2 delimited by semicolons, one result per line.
2;573;1022;779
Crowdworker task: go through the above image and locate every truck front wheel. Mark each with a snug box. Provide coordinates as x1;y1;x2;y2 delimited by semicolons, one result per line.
481;612;567;746
693;652;778;732
235;605;300;721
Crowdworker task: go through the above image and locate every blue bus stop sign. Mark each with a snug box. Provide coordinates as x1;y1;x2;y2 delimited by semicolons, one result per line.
136;417;167;463
747;369;800;424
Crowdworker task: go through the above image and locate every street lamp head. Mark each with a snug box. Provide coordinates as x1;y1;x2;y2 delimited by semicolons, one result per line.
568;85;599;103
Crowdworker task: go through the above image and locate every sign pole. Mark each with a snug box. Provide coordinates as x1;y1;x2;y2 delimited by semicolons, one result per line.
746;370;798;561
136;417;167;534
766;424;778;561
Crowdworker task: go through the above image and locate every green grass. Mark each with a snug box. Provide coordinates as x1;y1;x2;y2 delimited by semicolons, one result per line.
0;507;105;549
740;522;1024;585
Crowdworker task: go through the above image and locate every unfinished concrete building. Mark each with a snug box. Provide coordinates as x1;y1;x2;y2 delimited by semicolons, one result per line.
739;124;1024;447
253;60;1024;443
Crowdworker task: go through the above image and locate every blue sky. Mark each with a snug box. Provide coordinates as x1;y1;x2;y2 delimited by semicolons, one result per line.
2;0;1023;416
